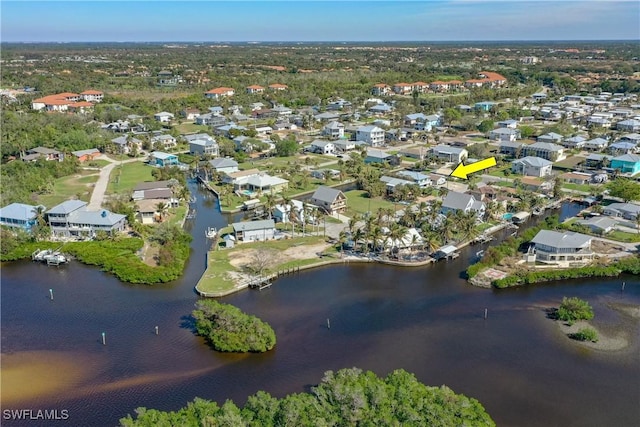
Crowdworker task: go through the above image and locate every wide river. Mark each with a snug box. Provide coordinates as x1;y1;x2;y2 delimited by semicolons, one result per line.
1;183;639;426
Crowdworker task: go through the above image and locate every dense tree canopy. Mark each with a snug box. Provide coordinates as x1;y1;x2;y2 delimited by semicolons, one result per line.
120;367;495;426
193;300;276;353
606;178;640;202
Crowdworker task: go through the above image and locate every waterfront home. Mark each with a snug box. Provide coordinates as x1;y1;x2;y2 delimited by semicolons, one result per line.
576;217;617;235
309;186;347;214
134;199;165;224
154;112;174;123
149;151;179;167
224;170;288;194
610;153;640;174
559;171;592;185
499;141;524;157
431;145;468;163
441;191;485;219
184;133;219;156
322;121;345;139
520;176;552;193
208;157;238;174
530;230;594;263
489;128;520;142
132;181;178;206
46;200;126;239
521;142;565;161
511;156;553;177
273;199;316;224
71;148;101;162
21;146;64;162
0;203;43;231
232;219;276;242
603;202;640;220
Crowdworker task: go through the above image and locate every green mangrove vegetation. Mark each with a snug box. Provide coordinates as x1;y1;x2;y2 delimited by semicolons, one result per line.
193;300;276;353
120;367;495;426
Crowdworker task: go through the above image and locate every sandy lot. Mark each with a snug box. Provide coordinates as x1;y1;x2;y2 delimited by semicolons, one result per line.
229;242;331;270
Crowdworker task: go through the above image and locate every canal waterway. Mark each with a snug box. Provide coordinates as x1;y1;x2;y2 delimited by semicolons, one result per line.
1;183;638;427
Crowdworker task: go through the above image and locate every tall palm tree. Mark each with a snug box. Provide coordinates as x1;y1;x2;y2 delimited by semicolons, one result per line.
264;193;276;219
353;228;365;253
421;230;440;254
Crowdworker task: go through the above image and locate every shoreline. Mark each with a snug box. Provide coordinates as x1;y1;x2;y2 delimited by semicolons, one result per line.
554;301;640;352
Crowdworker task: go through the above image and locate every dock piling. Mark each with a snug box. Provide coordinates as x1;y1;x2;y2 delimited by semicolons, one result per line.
101;332;106;345
49;289;53;301
155;326;159;335
622;282;625;291
327;318;330;329
484;308;488;320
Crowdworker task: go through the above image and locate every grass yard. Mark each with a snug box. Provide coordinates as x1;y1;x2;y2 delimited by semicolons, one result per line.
166;205;188;226
108;161;154;194
196;236;329;295
84;159;111;168
36;172;100;208
344;190;395;217
562;183;594;193
607;230;640;243
173;123;210;134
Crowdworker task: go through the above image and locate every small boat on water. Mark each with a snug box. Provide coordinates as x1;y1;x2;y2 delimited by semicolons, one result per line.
532;207;544;216
32;249;68;266
476;250;485;258
205;227;217;238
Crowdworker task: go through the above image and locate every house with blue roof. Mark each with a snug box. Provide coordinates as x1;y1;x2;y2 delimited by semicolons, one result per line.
149;151;178;167
610;154;640;175
396;170;432;187
46;200;126;239
0;203;44;231
609;141;637;155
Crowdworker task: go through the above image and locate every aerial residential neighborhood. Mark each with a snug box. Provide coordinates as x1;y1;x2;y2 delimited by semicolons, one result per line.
1;8;640;424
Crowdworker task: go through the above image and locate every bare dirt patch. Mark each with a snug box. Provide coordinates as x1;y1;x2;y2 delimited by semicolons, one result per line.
229;242;330;270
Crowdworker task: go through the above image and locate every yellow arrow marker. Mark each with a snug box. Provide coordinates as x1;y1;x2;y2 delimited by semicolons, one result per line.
450;157;497;180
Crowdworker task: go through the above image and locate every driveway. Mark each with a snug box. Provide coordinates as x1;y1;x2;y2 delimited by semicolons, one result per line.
87;156;140;210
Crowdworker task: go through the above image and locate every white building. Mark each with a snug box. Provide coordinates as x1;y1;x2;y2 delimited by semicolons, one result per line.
356;125;385;147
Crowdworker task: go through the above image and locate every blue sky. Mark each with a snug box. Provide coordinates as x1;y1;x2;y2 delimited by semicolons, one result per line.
2;1;639;42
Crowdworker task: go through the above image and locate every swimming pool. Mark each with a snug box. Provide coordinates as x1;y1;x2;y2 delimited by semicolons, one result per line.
503;213;513;220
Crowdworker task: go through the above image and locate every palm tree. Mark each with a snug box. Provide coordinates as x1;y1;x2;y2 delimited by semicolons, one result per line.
353;228;365;253
438;186;449;198
421;229;440;254
155;202;169;222
264;193;276;219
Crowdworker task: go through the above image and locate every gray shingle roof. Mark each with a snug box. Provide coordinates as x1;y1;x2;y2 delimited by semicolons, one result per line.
232;219;275;232
531;230;591;249
46;200;87;215
442;191;474;210
311;186;344;204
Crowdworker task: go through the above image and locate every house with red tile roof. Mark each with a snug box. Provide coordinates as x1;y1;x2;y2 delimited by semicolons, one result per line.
371;83;390;96
465;71;507;89
246;85;265;94
392;83;413;95
31;92;96;112
80;90;104;103
268;83;288;91
412;82;429;93
204;87;235;99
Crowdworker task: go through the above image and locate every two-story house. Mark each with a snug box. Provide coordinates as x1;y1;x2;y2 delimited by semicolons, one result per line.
46;200;126;239
511;156;553;177
356;125;385;147
309;186;347;214
530;230;594;263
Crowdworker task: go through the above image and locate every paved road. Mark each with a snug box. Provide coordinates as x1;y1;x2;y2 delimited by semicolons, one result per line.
87;156;140;210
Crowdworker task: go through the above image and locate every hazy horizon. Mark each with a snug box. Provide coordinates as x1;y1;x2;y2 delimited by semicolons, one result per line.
2;1;639;43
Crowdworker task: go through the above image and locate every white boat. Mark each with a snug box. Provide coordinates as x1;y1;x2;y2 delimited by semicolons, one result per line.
205;227;217;238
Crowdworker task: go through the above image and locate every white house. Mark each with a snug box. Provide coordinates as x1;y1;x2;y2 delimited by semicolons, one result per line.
511;156;553;177
356;125;385;147
154;112;174;123
309;140;335;155
431;145;468;163
441;191;485;219
184;133;218;156
322;121;345;139
232;219;276;242
208;157;238;174
489;128;520;142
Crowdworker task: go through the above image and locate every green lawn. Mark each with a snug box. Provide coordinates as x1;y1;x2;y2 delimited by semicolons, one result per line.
173;123;210;134
562;183;594;193
166;205;188;226
492;181;516;188
608;230;640;243
36;172;100;208
196;236;329;295
344;190;395;216
108;161;154;194
487;167;512;178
